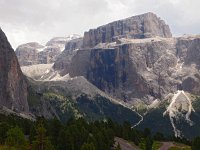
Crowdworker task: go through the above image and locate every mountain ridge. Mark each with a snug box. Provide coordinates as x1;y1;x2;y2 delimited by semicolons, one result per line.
15;34;82;66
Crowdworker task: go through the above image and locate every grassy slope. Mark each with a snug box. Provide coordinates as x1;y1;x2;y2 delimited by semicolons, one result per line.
28;84;141;124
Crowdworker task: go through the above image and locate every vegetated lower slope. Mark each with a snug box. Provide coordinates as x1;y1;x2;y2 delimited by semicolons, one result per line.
27;77;141;125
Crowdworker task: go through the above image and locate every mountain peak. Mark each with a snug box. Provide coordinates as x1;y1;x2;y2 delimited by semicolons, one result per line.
15;34;82;66
46;34;82;47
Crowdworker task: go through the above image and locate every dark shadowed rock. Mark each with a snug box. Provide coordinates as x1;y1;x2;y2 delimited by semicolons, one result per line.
0;28;29;112
53;37;83;75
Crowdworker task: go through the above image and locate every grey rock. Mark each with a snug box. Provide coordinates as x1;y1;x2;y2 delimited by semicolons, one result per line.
83;12;172;48
15;42;44;66
16;35;82;66
55;35;200;104
53;37;83;75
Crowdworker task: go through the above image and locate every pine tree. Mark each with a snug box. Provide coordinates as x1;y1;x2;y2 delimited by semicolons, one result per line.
192;136;200;150
32;122;53;150
0;122;10;144
145;136;153;150
5;126;28;150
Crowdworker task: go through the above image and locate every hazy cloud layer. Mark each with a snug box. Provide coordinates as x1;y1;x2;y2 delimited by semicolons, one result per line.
0;0;199;48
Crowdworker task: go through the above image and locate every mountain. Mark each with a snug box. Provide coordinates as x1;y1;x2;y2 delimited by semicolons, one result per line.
0;28;141;124
53;13;200;106
0;28;29;113
15;34;81;66
50;13;200;138
12;12;200;138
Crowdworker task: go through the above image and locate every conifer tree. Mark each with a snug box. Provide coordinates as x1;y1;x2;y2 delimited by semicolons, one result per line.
5;126;28;150
32;122;53;150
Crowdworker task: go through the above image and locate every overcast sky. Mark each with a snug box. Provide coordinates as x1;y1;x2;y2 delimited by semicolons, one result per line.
0;0;199;49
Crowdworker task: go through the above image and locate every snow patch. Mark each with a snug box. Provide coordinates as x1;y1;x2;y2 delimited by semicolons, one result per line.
36;46;46;52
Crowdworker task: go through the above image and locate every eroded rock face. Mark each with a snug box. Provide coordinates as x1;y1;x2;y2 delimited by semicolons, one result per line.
55;35;200;104
51;13;200;104
27;13;200;106
53;37;83;75
0;28;29;112
16;35;82;66
15;42;44;66
176;36;200;94
83;12;172;48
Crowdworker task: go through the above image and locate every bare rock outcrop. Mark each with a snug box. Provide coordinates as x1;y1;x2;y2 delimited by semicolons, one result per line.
0;28;29;112
57;36;200;104
15;42;44;66
53;37;83;75
16;35;81;66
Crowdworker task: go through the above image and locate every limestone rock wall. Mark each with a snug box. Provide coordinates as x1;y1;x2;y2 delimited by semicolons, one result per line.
57;36;200;103
83;12;172;48
0;28;29;112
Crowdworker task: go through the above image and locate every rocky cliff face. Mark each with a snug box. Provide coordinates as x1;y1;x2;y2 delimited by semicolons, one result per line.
0;28;29;112
13;12;200;137
64;36;200;104
52;11;200;105
83;12;172;48
16;35;81;66
15;42;44;66
53;37;83;75
176;36;200;95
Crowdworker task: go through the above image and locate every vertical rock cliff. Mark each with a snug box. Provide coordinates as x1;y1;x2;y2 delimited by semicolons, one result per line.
83;12;172;48
29;13;200;106
0;28;29;112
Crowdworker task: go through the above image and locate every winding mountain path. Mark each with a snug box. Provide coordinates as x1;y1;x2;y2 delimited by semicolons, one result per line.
131;112;143;128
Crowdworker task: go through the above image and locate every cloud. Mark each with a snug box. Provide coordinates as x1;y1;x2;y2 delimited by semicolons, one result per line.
0;0;199;49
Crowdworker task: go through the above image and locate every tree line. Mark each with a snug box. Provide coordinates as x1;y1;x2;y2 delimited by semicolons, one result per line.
0;114;199;150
